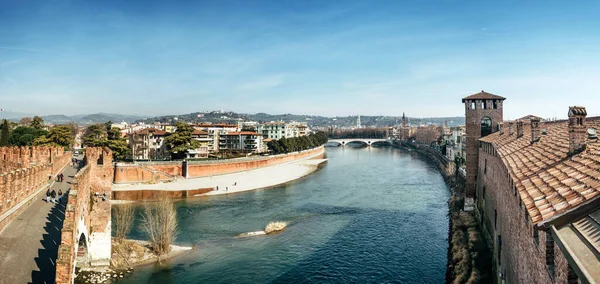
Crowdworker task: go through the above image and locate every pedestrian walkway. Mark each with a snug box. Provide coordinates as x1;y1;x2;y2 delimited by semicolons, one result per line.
0;162;78;284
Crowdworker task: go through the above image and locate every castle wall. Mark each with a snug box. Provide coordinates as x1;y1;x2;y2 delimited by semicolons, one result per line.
56;147;114;283
477;141;571;284
0;146;70;233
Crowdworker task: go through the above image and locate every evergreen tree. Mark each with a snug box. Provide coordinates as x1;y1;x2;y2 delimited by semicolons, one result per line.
0;119;9;146
164;122;200;159
30;116;44;130
83;124;108;147
8;126;48;146
34;125;74;148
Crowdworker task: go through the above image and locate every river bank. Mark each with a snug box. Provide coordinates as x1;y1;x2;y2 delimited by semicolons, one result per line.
113;151;327;200
393;141;493;284
113;147;450;283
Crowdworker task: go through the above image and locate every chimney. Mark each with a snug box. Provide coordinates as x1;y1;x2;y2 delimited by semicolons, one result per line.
568;106;587;154
498;122;504;135
509;121;514;135
531;118;541;143
517;120;524;138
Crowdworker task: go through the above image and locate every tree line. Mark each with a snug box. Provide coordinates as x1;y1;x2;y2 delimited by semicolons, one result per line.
267;132;328;154
0;116;76;148
82;122;130;160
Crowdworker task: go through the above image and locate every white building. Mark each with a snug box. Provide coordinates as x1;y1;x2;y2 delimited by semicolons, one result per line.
257;121;309;140
219;131;264;153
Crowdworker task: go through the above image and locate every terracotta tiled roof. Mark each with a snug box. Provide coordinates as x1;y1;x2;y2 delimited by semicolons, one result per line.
224;131;261;136
480;117;600;224
519;115;543;121
462;91;506;102
192;129;209;135
131;128;168;136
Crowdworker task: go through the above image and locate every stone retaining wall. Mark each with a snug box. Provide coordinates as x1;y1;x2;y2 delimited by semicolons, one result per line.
112;188;213;200
114;146;325;184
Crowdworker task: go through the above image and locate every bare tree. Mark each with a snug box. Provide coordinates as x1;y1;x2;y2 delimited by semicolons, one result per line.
141;195;178;259
113;203;136;241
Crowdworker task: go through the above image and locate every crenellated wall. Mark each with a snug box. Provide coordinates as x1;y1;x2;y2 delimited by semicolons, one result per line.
0;146;70;233
56;147;114;284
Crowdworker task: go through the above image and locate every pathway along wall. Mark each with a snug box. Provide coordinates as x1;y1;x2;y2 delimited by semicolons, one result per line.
0;146;70;232
56;147;114;284
113;146;325;184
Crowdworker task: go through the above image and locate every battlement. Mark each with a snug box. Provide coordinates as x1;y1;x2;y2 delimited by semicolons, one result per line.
0;146;68;173
56;147;114;283
0;146;71;233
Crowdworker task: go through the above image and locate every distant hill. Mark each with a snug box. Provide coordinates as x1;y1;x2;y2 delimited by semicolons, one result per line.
7;113;145;125
138;111;465;128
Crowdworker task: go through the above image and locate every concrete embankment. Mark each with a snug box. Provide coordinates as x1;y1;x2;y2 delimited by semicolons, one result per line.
393;141;492;284
112;147;326;200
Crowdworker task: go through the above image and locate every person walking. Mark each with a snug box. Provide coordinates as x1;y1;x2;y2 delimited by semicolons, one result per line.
45;188;51;202
58;189;63;204
50;189;56;203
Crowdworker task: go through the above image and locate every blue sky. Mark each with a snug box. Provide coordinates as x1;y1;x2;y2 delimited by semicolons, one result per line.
1;0;599;118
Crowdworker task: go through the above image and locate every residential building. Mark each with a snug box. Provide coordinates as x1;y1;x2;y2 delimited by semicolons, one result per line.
192;128;215;155
464;91;600;283
219;131;264;153
257;121;308;140
128;128;169;160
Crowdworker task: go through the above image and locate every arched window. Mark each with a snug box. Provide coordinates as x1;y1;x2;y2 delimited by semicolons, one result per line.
481;117;493;137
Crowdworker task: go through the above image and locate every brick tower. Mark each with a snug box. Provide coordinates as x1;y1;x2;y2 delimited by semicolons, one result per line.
462;91;505;205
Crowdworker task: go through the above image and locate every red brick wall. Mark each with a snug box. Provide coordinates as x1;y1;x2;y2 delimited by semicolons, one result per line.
56;147;114;284
476;142;571;283
465;99;503;197
114;146;325;183
113;162;181;184
56;165;91;284
0;146;70;232
186;146;324;178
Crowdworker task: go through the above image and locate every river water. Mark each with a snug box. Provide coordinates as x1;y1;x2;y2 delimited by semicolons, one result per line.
117;146;450;284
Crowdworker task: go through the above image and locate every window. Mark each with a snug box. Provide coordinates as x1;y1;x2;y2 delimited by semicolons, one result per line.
533;227;539;247
493;100;498;109
494;209;498;229
484;159;487;174
481;117;493;137
471;102;476;109
497;235;502;266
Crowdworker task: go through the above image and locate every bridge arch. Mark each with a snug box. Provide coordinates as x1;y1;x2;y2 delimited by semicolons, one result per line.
326;138;391;147
371;140;393;147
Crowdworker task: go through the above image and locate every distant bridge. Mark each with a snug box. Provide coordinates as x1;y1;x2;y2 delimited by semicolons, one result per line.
326;138;392;147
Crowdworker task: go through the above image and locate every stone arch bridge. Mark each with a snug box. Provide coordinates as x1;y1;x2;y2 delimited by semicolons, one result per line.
327;138;392;147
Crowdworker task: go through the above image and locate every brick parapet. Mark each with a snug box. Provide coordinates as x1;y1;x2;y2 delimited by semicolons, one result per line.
55;147;114;284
